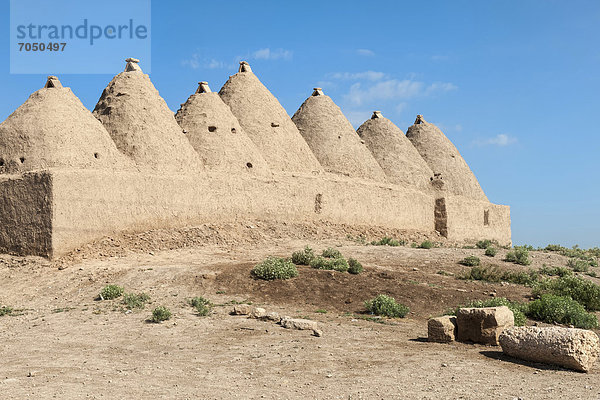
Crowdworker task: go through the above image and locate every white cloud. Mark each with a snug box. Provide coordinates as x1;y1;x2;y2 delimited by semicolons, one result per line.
181;54;200;69
251;48;293;61
344;110;373;127
343;80;422;105
473;134;517;147
356;48;375;56
182;47;293;71
424;82;458;95
341;78;458;106
329;71;387;81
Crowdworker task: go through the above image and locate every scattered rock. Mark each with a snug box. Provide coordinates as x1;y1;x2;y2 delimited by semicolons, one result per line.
312;329;323;337
428;315;457;343
456;306;514;345
231;304;253;315
251;307;267;319
260;312;281;322
280;317;319;331
499;326;600;372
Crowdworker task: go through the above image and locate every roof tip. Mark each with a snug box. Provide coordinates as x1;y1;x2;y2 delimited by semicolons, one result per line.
44;75;63;89
238;61;252;73
415;114;426;124
312;87;324;96
196;81;212;93
371;111;382;119
125;58;142;72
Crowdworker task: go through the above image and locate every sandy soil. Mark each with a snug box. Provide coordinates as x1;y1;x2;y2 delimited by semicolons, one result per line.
0;223;598;399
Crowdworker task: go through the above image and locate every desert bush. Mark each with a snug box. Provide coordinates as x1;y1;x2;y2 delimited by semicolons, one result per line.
252;257;298;280
371;237;405;247
151;306;172;322
544;244;599;266
476;239;493;249
0;306;13;316
123;292;150;309
533;276;600;311
322;247;343;259
460;265;539;286
291;246;315;265
310;256;349;272
419;240;434;249
347;258;364;274
459;256;480;267
189;296;212;316
99;284;124;300
539;265;572;277
446;297;527;326
365;294;409;318
484;247;497;257
567;258;590;273
504;247;532;265
526;294;598;329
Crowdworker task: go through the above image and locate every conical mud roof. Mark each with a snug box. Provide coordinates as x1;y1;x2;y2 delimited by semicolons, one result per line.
218;62;322;173
357;111;433;190
0;76;133;174
93;59;203;172
406;115;487;200
175;81;270;175
292;89;387;182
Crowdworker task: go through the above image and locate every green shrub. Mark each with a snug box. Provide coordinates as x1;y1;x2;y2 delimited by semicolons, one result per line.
310;256;349;272
347;258;364;274
151;306;172;323
567;258;590;273
371;237;405;247
505;247;532;265
189;297;212;316
587;271;597;278
99;284;124;300
365;294;409;318
484;247;497;257
419;240;434;249
533;276;600;311
526;294;598;329
539;265;573;277
322;247;343;259
460;265;539;286
476;239;493;249
447;297;527;326
544;244;599;266
252;257;298;280
459;256;480;266
291;246;315;265
0;306;13;316
123;292;150;309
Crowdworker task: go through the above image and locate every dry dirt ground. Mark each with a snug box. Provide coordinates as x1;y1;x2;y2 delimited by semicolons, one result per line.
0;221;598;399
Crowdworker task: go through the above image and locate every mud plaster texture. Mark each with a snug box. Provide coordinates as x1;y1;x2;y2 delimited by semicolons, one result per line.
292;94;387;182
0;85;134;174
406;119;488;201
175;90;270;175
219;70;323;174
93;70;203;172
0;67;511;258
357;114;434;190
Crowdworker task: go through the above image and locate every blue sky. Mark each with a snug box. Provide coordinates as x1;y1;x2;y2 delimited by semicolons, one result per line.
1;0;599;248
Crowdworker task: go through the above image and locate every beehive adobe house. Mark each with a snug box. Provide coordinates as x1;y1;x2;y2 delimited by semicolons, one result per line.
0;60;510;258
292;88;387;182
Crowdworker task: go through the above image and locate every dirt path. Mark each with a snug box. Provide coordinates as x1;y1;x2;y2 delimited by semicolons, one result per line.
0;230;597;399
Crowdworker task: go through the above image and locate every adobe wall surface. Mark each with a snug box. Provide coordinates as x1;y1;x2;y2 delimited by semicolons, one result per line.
0;172;53;257
444;195;511;246
49;169;435;257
